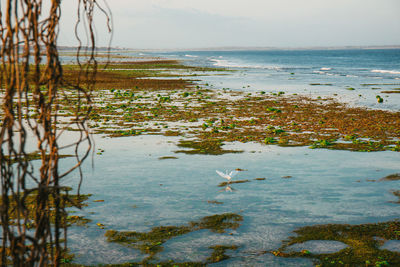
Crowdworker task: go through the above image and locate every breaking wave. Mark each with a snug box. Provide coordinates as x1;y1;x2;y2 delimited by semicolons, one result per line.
371;69;400;75
210;59;282;70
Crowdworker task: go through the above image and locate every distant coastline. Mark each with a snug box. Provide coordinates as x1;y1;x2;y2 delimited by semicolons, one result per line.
138;45;400;52
56;45;400;52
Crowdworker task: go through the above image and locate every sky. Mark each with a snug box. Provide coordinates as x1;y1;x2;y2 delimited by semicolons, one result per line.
57;0;400;49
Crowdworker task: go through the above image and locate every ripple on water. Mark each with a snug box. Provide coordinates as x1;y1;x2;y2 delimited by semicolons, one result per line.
158;230;230;262
286;240;348;254
68;229;145;265
380;240;400;253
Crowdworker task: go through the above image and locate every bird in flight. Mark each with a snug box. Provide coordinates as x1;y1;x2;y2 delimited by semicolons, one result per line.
216;170;238;182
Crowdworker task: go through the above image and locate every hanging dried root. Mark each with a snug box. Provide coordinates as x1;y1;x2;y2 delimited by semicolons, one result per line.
0;0;111;265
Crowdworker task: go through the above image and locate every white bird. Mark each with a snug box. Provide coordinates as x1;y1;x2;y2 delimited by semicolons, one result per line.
216;170;238;182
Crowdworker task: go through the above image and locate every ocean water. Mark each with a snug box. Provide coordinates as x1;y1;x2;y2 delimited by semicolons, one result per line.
147;49;400;111
63;135;400;266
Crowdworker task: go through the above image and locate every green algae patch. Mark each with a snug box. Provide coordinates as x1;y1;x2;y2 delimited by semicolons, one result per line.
105;225;192;256
207;200;224;204
310;83;333;86
272;220;400;266
3;151;73;164
66;215;92;227
104;213;242;263
62;61;195;91
174;140;243;155
218;180;251;187
0;189;91;228
158;156;178;160
390;191;400;204
381;90;400;94
309;139;336;149
103;261;204;267
379;173;400;181
190;213;243;233
163;130;182;136
98;60;229;72
207;245;239;263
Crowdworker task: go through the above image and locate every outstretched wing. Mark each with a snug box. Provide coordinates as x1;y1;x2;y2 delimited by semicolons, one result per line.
229;170;238;178
216;170;230;180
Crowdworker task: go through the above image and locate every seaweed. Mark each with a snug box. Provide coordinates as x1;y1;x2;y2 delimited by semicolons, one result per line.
381;91;400;94
218;180;251;187
190;213;243;233
105;225;191;256
104;213;243;264
272;220;400;266
174;140;243;155
158;156;178;160
207;245;239;263
163;130;182;136
61;245;238;267
390;191;400;204
0;189;91;228
103;260;204;267
379;173;400;182
207;200;224;204
3;151;73;164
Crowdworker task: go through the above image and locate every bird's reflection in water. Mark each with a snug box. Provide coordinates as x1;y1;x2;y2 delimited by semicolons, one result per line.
220;185;235;192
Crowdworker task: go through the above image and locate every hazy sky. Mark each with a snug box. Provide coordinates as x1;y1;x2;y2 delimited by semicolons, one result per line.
58;0;400;49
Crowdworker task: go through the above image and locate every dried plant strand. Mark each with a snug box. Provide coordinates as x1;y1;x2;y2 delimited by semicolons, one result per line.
0;0;111;265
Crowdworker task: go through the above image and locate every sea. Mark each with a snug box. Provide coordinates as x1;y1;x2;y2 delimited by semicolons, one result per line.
147;48;400;111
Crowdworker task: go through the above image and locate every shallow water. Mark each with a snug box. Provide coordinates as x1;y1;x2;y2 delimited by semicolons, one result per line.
286;240;348;254
381;240;400;253
63;134;400;265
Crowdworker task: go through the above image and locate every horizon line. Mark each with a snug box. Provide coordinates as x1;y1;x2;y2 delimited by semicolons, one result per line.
56;44;400;52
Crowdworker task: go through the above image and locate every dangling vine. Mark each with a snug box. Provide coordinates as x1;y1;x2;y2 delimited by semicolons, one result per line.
0;0;111;265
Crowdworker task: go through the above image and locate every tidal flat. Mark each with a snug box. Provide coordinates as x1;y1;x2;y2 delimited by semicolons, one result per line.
54;59;400;153
3;51;400;266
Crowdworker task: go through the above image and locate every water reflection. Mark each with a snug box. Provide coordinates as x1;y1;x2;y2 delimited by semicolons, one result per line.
220;185;235;192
